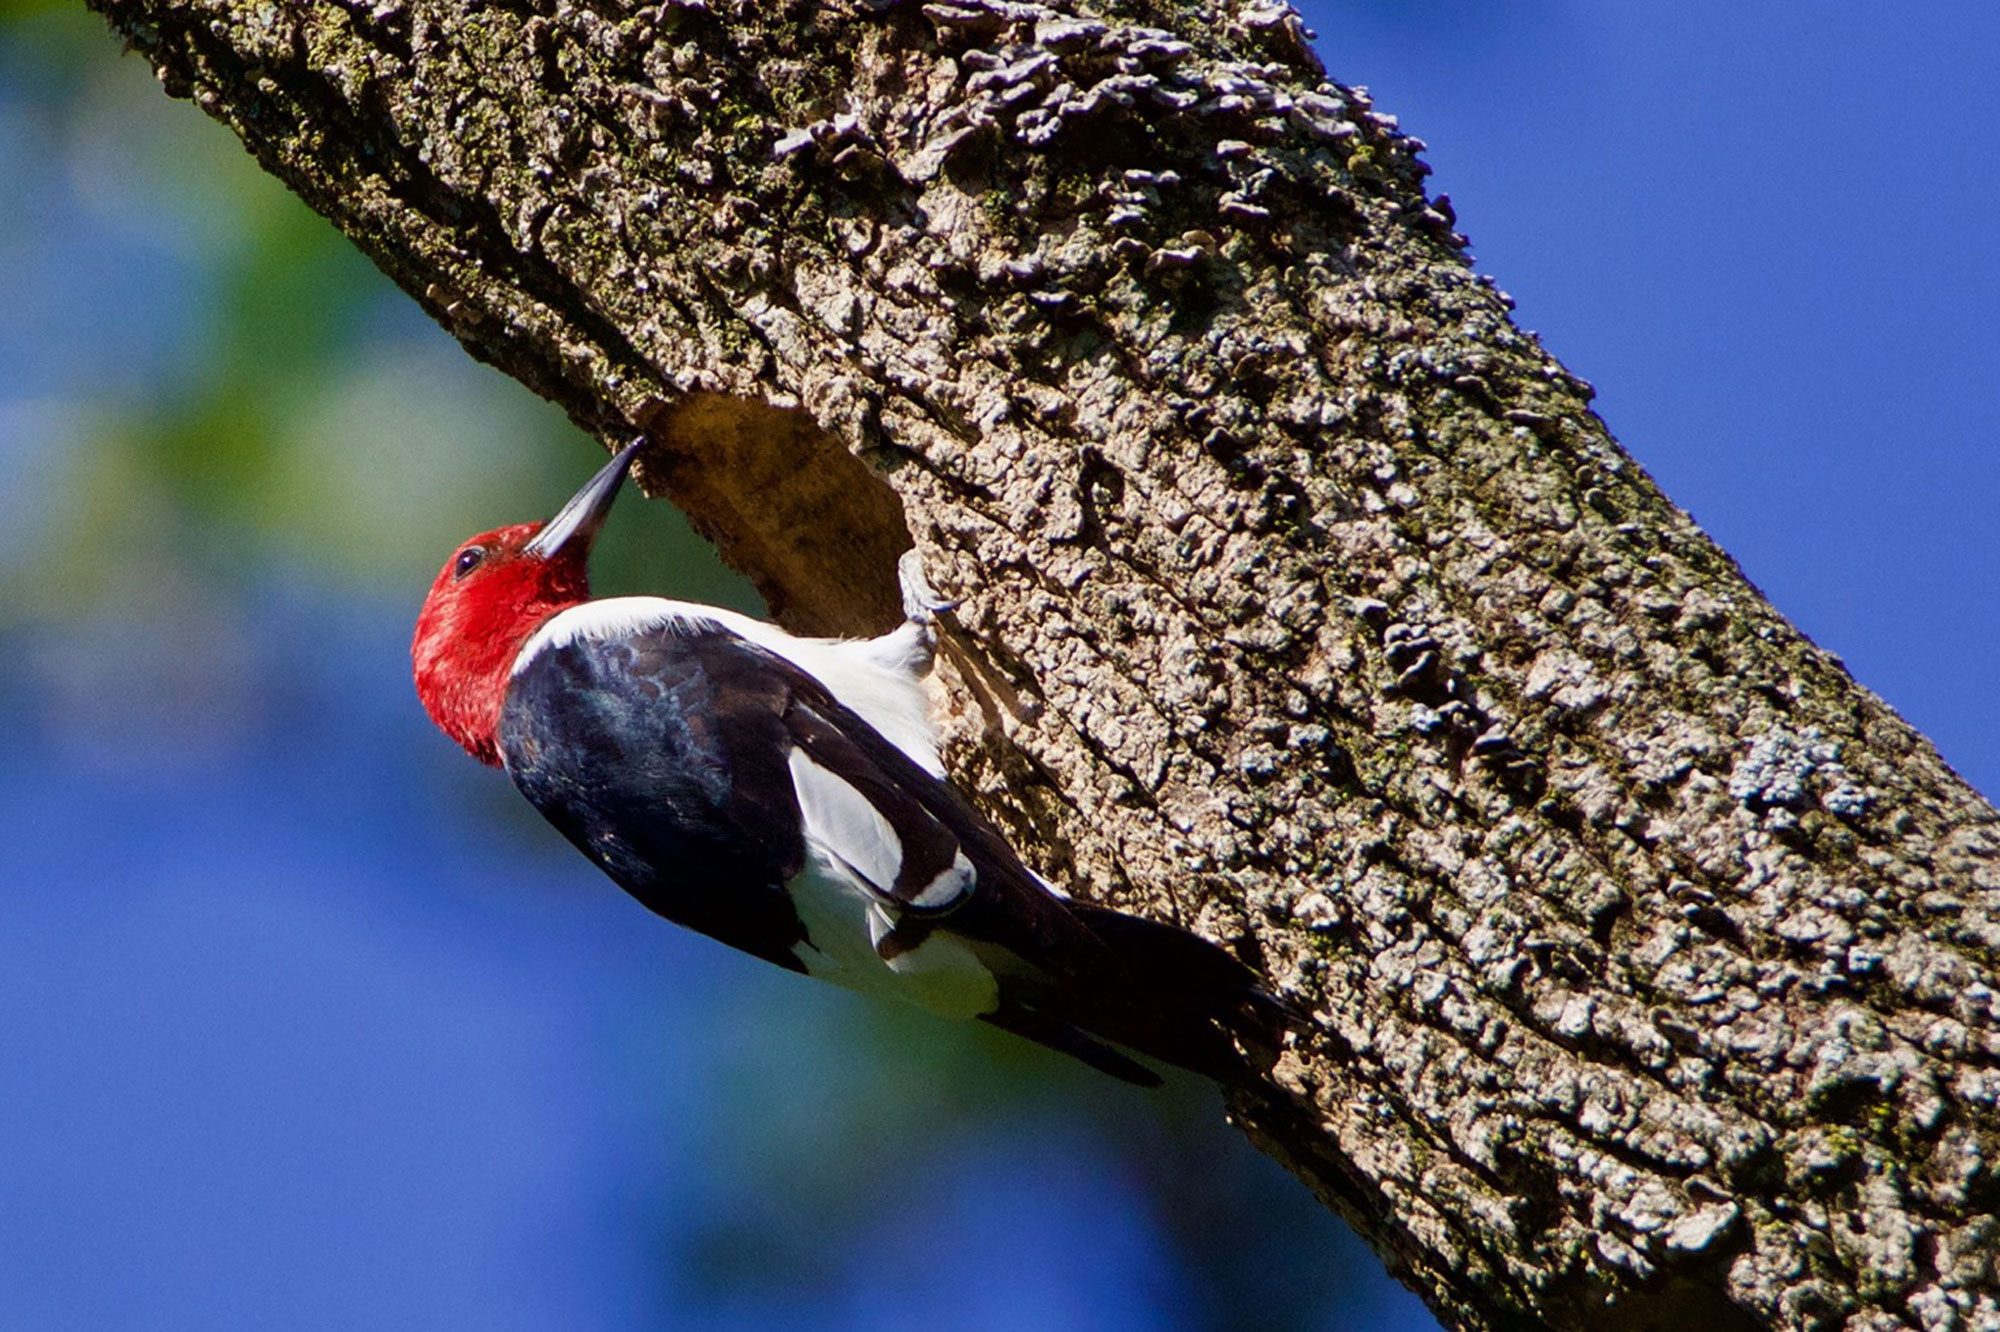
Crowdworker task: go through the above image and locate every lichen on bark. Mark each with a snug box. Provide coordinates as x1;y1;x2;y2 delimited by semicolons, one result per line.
86;0;2000;1328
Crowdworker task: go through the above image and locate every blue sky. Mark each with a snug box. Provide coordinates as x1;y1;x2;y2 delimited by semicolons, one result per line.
2;3;1996;1331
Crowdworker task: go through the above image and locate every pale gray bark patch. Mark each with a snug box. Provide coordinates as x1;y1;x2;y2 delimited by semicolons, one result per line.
87;0;2000;1327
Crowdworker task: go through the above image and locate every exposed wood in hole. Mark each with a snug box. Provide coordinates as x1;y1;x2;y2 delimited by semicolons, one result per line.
636;393;911;635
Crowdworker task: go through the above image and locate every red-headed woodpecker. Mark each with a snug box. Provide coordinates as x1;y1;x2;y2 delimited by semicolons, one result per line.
412;440;1287;1085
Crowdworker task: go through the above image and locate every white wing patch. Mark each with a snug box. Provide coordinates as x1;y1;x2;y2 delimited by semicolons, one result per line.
518;596;944;775
910;848;975;911
783;749;993;1019
786;749;905;896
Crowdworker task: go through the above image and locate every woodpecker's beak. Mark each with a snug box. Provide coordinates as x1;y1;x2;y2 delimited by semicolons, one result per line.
526;437;646;561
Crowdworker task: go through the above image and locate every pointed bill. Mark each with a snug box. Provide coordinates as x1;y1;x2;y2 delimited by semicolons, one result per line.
525;437;646;560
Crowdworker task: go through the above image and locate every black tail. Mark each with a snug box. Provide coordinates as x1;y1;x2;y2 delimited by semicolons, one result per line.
980;1000;1166;1087
993;901;1297;1087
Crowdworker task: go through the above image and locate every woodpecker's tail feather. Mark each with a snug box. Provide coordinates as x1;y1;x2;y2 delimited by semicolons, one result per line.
979;1001;1164;1088
1044;901;1298;1086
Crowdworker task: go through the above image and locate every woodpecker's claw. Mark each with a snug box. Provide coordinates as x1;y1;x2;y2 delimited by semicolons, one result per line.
897;549;958;625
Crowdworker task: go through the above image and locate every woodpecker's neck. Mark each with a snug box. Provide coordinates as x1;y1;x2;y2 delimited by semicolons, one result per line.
412;537;590;767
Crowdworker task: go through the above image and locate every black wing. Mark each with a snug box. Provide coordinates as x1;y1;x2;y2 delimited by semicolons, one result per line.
498;622;815;972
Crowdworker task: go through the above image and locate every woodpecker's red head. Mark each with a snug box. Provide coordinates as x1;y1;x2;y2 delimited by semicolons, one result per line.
412;440;642;765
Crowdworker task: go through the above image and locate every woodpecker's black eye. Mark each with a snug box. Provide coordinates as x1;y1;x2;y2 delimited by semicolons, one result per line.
452;546;487;579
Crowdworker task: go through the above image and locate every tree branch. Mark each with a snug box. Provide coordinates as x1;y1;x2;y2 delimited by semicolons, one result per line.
88;0;2000;1327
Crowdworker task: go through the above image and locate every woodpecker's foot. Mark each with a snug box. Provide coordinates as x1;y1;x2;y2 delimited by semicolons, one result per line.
897;549;958;627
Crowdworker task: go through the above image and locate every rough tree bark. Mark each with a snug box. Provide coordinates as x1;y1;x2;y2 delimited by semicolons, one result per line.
86;1;1999;1328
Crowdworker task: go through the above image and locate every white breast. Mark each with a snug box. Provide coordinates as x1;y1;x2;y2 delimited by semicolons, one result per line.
784;853;999;1021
